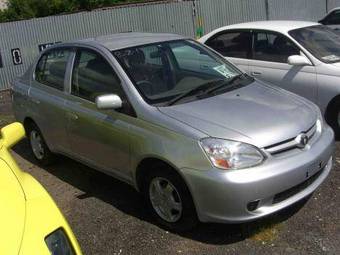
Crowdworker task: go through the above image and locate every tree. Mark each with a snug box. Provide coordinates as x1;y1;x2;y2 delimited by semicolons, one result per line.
0;0;151;23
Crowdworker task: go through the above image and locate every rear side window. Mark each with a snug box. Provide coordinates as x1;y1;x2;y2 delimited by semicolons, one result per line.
71;49;122;102
253;31;300;63
35;49;70;90
205;31;252;58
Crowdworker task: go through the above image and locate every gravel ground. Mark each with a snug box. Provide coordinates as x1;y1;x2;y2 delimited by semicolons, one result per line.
1;96;339;255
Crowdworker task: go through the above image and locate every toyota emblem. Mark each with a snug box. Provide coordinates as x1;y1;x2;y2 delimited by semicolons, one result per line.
295;133;309;148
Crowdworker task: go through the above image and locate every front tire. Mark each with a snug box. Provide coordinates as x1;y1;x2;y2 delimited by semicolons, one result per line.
26;122;55;166
143;165;198;232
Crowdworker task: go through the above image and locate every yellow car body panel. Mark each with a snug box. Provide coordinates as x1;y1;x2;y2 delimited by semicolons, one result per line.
0;123;82;255
0;158;26;255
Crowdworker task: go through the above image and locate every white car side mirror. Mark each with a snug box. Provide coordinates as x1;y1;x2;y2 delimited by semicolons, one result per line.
96;94;123;110
288;55;312;66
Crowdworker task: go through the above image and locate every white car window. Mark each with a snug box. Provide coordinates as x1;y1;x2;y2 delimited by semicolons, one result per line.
205;31;252;59
253;31;300;63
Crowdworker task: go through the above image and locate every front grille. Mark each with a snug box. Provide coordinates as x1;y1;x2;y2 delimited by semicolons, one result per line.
272;167;324;204
265;123;316;155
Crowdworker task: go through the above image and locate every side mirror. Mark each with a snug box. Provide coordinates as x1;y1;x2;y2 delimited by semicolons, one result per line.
95;94;123;110
288;55;312;66
0;122;25;149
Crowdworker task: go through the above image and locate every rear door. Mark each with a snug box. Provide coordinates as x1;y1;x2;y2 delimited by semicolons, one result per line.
248;30;317;102
205;30;252;73
29;48;72;152
64;48;133;181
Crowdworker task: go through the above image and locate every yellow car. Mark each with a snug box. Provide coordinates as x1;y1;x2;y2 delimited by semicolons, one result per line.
0;122;82;255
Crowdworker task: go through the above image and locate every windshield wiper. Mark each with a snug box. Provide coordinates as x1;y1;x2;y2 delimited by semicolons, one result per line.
167;79;225;106
205;74;245;95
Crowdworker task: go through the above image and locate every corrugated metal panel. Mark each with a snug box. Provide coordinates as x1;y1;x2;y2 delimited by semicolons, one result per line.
0;1;194;90
197;0;267;34
0;0;332;91
268;0;326;21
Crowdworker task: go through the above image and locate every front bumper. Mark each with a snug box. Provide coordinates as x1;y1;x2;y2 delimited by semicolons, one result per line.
180;126;335;223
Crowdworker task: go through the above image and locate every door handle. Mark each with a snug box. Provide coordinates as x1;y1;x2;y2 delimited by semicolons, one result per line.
251;71;262;76
68;112;79;120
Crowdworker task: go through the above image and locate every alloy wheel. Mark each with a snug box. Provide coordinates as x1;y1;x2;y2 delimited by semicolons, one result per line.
149;177;183;223
30;130;45;160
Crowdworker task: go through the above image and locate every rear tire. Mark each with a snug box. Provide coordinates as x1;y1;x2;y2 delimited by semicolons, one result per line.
327;101;340;139
142;164;198;232
26;122;55;166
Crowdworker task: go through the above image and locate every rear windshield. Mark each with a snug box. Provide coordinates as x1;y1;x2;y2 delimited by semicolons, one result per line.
289;25;340;63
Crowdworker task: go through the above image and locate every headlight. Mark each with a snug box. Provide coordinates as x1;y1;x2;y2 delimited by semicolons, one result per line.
45;228;75;255
316;108;324;133
200;138;264;170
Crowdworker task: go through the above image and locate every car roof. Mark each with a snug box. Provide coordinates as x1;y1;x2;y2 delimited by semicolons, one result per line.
213;20;320;34
73;32;187;51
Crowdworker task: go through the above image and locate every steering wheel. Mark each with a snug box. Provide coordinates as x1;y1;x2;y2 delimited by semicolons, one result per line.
137;80;154;95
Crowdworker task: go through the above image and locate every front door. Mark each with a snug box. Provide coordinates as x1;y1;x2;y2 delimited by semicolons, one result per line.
248;30;317;103
65;48;132;181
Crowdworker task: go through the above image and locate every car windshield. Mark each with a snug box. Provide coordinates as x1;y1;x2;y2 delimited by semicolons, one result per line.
289;25;340;63
113;39;249;105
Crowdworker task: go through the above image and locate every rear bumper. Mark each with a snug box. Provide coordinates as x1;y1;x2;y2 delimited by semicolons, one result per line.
180;126;334;223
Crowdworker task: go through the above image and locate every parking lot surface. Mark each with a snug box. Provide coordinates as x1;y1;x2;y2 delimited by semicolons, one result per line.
1;97;339;255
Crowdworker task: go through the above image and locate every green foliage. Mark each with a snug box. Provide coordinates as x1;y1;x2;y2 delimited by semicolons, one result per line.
0;0;149;22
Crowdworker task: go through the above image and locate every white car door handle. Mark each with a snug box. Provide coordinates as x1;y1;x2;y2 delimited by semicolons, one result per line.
251;71;262;76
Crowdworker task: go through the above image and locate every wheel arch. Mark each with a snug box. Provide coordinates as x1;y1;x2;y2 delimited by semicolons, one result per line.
23;117;37;133
134;155;201;220
325;94;340;124
135;156;184;192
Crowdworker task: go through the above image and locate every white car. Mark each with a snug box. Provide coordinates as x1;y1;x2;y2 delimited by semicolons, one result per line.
319;8;340;30
199;21;340;137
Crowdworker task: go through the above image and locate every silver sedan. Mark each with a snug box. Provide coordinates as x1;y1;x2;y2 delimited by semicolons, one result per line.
13;33;334;231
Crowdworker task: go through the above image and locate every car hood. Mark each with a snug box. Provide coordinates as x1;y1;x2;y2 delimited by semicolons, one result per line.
330;62;340;68
324;62;340;73
0;158;26;255
158;81;317;148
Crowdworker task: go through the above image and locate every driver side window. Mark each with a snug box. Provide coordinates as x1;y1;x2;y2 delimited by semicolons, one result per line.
253;31;300;63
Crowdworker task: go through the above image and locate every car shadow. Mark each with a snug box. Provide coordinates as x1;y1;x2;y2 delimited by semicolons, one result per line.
12;139;310;245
